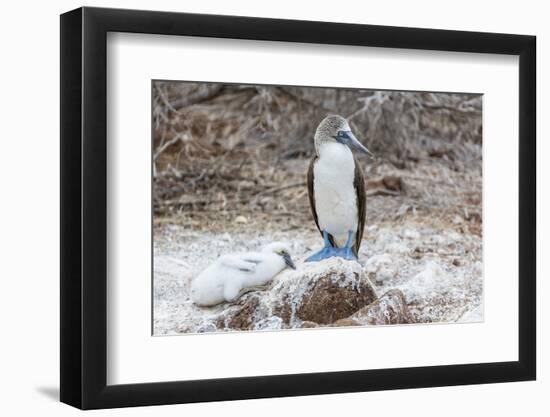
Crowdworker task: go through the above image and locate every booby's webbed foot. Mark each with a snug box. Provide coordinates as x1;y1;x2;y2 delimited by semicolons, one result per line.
305;230;339;262
336;247;357;261
333;231;358;261
305;246;340;262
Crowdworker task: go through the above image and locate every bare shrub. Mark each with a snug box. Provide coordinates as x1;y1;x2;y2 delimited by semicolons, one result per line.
151;81;482;228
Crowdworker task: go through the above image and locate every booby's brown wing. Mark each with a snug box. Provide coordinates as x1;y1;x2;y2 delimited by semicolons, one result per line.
353;156;367;256
307;156;321;232
307;156;336;247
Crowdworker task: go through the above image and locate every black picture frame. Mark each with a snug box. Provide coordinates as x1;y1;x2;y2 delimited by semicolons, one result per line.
60;6;536;410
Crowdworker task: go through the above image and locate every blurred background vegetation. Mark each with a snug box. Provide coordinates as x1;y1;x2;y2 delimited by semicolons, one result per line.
152;81;482;235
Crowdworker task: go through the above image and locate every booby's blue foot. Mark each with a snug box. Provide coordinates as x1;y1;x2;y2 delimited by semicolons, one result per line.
331;231;358;261
337;247;358;261
305;230;338;262
305;246;340;262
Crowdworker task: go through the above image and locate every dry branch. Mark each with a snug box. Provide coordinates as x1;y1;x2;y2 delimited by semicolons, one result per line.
150;81;482;230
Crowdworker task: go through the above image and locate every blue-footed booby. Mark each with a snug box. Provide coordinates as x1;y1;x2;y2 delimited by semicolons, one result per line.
305;115;374;262
191;242;296;306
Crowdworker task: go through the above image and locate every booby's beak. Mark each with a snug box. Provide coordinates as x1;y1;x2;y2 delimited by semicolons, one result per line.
282;253;297;270
336;131;375;158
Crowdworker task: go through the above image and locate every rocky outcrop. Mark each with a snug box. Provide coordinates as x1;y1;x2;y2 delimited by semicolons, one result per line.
274;272;377;325
333;289;413;326
215;257;381;330
216;294;261;330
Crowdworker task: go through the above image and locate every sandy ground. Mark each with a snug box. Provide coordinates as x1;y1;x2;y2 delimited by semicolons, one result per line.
153;218;483;335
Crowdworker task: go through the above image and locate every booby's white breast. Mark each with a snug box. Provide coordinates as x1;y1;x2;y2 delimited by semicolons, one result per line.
313;142;358;247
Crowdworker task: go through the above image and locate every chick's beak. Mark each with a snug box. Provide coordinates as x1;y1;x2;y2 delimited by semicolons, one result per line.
283;253;296;270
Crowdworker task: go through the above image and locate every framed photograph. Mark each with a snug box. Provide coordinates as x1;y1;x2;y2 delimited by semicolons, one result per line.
60;6;536;409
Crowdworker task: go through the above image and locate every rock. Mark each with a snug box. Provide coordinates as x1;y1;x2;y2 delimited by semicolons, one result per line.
344;289;413;325
376;268;395;283
332;318;360;327
292;275;376;324
193;263;414;331
253;316;284;331
364;254;395;283
195;322;218;333
272;258;378;325
366;175;404;195
299;321;319;328
234;215;248;224
216;294;261;330
215;257;378;329
382;175;403;192
410;261;446;288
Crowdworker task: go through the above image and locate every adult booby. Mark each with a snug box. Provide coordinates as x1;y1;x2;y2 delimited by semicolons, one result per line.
305;115;374;262
190;242;296;306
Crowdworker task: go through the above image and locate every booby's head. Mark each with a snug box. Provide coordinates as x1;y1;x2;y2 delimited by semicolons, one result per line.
314;115;374;158
262;242;296;270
